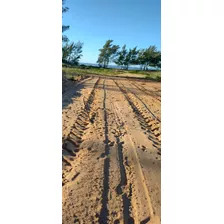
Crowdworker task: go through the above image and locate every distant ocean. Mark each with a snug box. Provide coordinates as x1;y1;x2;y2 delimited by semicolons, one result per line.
79;62;158;71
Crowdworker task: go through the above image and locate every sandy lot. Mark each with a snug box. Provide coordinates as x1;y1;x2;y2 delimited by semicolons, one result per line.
62;76;161;224
112;73;146;78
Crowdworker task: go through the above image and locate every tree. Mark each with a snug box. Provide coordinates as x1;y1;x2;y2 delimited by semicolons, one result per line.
137;49;146;70
125;47;139;70
149;50;161;69
144;46;161;70
115;46;139;70
114;44;127;69
62;0;69;13
97;40;119;68
62;0;84;65
123;49;131;70
137;46;161;70
130;47;139;65
62;41;83;65
62;0;69;43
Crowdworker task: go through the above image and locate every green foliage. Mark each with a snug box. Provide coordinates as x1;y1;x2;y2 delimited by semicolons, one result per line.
137;46;161;70
97;40;120;68
114;45;139;70
150;51;161;69
112;42;161;70
62;0;69;43
114;44;127;69
62;35;69;43
62;25;69;33
62;0;83;64
62;0;69;14
62;41;83;65
123;47;139;70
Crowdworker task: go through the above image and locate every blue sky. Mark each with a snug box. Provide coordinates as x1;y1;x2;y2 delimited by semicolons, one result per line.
63;0;161;64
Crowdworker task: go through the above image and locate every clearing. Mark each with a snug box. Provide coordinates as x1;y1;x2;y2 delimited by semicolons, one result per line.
62;75;161;224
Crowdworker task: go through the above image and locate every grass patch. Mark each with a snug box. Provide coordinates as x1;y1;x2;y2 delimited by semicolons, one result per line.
145;71;161;81
63;66;122;76
62;65;161;82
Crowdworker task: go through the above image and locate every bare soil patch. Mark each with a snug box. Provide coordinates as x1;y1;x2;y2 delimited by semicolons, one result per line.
62;77;161;224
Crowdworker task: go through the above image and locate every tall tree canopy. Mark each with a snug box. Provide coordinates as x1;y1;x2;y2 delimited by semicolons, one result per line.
97;40;119;68
62;0;69;43
124;47;139;70
62;41;83;65
114;44;127;69
114;46;139;70
137;46;161;70
98;40;161;70
137;45;161;70
62;0;83;65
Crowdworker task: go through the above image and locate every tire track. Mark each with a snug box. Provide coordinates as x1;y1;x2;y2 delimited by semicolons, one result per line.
62;77;97;139
124;81;160;123
100;79;134;223
123;81;161;148
99;79;110;224
62;77;100;186
114;80;161;151
129;80;161;120
110;101;134;224
131;80;161;102
111;98;155;223
62;77;161;223
62;76;93;103
63;78;111;223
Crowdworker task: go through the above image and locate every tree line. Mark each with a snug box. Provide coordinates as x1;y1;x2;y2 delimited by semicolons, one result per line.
62;1;161;70
97;40;161;70
62;0;83;65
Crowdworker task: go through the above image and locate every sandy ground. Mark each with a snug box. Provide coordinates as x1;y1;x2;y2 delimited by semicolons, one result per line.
62;76;161;224
112;73;146;78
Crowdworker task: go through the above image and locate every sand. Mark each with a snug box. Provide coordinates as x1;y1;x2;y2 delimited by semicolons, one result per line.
62;76;161;224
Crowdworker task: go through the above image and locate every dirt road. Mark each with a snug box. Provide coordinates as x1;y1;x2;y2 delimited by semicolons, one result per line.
62;76;161;224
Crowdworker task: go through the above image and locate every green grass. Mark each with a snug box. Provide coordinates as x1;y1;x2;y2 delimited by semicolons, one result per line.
145;71;161;81
63;66;122;76
127;69;161;81
62;65;161;82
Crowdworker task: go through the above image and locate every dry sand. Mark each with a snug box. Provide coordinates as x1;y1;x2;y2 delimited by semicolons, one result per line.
62;76;161;224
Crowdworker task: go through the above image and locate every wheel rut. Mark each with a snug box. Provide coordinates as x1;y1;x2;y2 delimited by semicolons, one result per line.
62;77;100;186
111;98;154;223
99;79;111;223
62;77;161;224
110;101;134;224
108;79;159;223
114;80;161;152
130;80;161;102
125;81;160;122
128;81;161;121
62;76;93;109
